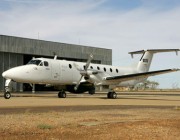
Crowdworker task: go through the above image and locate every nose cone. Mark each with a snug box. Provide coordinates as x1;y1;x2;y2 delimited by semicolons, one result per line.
2;71;6;78
2;65;34;82
2;66;25;80
2;69;13;79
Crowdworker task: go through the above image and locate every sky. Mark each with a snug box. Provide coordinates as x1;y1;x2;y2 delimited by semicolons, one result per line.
0;0;180;88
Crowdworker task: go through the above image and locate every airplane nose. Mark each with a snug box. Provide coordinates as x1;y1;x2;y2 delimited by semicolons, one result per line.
2;69;14;79
2;71;7;78
2;66;27;81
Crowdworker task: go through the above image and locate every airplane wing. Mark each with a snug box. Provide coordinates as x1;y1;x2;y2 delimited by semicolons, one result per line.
104;69;179;82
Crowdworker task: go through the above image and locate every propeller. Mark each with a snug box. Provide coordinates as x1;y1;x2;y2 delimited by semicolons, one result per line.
74;54;93;91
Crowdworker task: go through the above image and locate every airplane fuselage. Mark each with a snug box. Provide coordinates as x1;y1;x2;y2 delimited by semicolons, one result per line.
2;58;142;88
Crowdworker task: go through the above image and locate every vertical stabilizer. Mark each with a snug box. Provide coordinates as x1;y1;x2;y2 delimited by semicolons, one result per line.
137;51;153;72
129;49;179;73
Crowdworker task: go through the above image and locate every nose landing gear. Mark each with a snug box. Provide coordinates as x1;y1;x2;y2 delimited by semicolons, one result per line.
4;79;12;99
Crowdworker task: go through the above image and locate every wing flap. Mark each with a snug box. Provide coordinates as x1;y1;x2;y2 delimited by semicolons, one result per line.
105;69;179;82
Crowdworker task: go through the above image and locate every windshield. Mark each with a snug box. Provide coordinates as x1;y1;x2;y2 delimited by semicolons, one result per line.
27;60;42;66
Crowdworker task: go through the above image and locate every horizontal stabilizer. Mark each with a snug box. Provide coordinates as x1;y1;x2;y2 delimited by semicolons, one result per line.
105;69;179;82
129;49;180;58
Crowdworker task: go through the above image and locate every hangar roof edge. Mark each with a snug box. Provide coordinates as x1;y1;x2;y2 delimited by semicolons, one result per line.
0;34;111;51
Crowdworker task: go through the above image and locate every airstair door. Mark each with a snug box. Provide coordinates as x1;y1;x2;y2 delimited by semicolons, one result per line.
51;61;60;81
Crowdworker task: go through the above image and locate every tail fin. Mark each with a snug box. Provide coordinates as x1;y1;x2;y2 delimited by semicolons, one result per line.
129;49;179;73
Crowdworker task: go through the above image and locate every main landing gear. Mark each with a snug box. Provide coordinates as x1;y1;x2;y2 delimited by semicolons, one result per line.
58;90;66;98
107;91;117;99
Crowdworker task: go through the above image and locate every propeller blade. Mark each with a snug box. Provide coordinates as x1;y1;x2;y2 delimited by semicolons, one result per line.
74;75;83;91
74;54;93;91
84;54;93;70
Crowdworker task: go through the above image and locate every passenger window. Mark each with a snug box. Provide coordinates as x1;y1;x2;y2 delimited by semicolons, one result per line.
69;64;72;69
110;68;112;72
104;67;106;72
97;66;100;70
44;61;49;67
83;65;86;70
116;69;119;73
90;66;93;69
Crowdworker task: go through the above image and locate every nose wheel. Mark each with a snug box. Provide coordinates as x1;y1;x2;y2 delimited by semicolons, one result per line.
4;91;11;99
107;91;117;99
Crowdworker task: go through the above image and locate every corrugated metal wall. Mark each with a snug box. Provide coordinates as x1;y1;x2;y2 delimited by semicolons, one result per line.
0;35;112;65
0;52;23;91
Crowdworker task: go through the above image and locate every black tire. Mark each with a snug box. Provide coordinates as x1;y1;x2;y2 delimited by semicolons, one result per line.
58;91;66;98
62;92;66;98
4;92;11;99
111;92;117;99
107;92;117;99
58;92;61;98
107;92;111;98
88;89;95;95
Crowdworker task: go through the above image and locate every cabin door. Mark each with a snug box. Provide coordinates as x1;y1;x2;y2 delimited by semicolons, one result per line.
51;61;60;81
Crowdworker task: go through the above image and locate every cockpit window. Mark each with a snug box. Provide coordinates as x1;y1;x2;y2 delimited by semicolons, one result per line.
27;60;42;66
39;62;43;66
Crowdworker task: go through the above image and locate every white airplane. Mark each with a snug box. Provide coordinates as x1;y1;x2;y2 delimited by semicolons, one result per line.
2;49;180;99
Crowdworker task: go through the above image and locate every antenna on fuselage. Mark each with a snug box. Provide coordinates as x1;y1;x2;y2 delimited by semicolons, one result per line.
54;55;57;60
53;52;58;60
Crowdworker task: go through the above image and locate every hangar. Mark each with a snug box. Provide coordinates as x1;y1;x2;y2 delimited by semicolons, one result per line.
0;35;112;92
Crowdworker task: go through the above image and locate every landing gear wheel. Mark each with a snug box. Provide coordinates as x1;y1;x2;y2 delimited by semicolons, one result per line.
88;89;95;95
107;92;117;99
58;91;66;98
111;92;117;99
107;92;111;98
4;92;11;99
